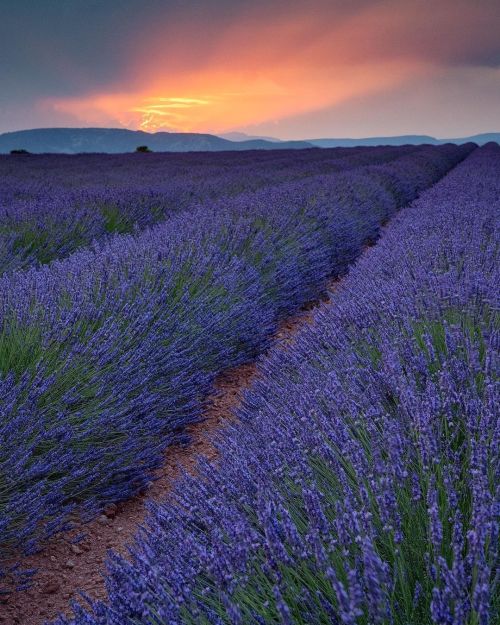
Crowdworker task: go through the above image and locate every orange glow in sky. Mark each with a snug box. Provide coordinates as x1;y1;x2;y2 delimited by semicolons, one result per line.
40;1;500;138
50;59;427;134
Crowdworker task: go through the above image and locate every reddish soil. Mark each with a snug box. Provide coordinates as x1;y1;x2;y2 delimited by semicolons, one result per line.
0;282;337;625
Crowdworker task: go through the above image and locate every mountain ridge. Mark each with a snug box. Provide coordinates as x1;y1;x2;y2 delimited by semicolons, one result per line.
305;133;500;147
220;132;500;147
0;128;313;154
1;127;498;154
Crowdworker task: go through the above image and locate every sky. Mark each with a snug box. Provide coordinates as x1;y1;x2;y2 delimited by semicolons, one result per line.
1;0;499;139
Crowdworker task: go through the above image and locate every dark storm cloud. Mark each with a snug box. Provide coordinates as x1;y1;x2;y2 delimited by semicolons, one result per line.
0;0;159;97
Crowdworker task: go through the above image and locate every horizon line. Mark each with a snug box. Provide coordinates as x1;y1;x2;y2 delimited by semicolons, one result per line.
1;126;500;142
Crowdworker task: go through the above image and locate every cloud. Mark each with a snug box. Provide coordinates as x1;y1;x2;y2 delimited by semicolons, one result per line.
1;0;499;134
46;57;427;133
247;65;500;139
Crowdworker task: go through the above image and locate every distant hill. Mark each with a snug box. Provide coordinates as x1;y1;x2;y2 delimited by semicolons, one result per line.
448;133;500;145
307;133;500;147
1;128;497;154
0;128;313;154
308;135;436;147
219;132;283;143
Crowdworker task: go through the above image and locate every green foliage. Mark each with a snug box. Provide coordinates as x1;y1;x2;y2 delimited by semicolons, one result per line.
100;203;133;234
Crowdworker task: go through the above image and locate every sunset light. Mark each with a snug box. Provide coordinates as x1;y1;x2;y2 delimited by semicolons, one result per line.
47;57;427;135
132;97;213;131
0;0;491;138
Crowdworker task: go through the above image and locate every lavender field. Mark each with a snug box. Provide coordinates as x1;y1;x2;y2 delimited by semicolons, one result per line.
0;146;414;274
0;143;498;625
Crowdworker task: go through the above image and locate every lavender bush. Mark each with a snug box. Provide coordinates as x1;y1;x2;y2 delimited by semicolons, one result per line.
57;144;498;624
0;145;472;566
0;145;418;274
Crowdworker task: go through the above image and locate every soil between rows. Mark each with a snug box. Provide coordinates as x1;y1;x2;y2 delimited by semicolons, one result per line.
2;274;343;624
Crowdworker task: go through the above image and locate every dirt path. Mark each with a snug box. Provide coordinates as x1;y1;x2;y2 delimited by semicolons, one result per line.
1;276;339;625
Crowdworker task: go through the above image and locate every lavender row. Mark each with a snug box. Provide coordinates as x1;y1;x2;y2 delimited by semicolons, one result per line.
0;144;472;564
0;146;417;274
62;144;498;625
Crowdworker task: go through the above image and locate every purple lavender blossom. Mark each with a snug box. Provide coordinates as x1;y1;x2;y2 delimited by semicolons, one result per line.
51;143;498;625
